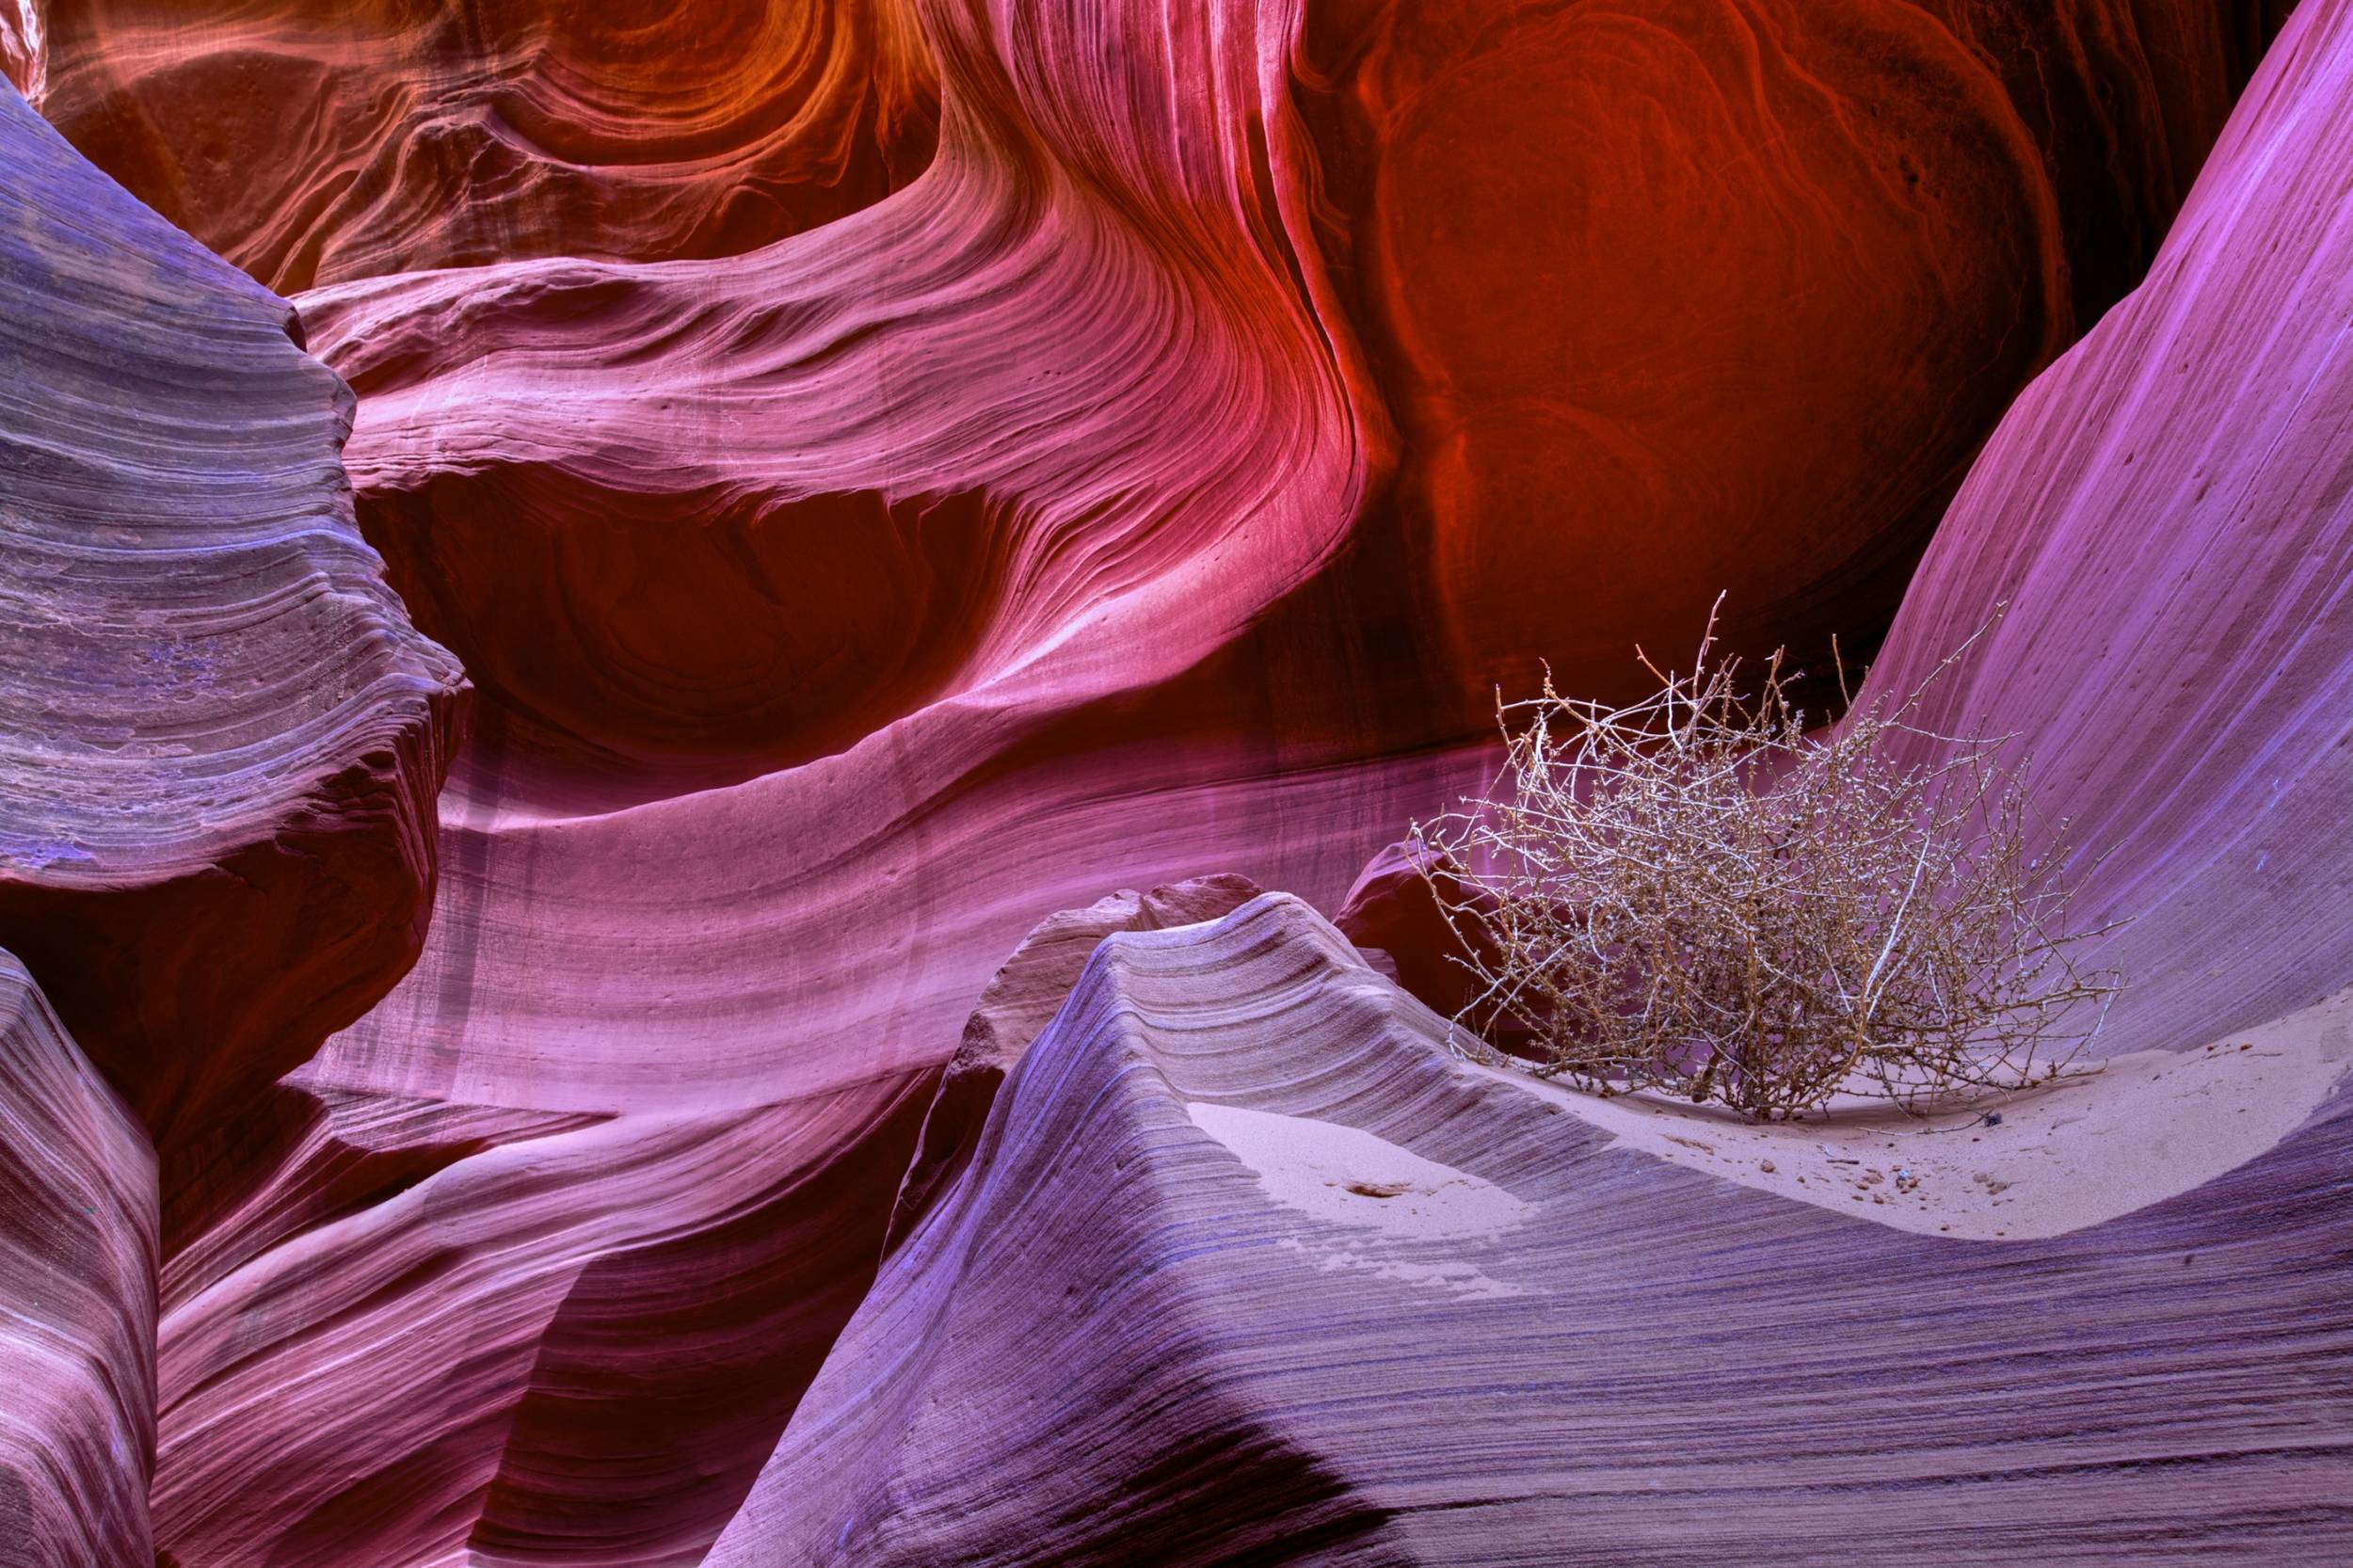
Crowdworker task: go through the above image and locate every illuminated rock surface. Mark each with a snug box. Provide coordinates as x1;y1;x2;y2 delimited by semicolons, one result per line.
31;0;941;291
711;896;2353;1565
0;83;464;1196
1;0;2344;1561
1858;0;2353;1064
715;3;2353;1560
0;952;155;1568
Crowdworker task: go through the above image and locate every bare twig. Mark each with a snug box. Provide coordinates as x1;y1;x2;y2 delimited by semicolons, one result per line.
1410;614;2122;1121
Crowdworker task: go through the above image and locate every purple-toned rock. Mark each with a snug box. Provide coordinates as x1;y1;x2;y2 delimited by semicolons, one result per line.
1860;0;2353;1062
711;894;2353;1566
0;83;465;1194
0;951;155;1568
886;873;1263;1248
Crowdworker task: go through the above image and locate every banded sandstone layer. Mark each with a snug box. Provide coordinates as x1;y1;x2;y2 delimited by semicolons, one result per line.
0;80;465;1216
0;0;2344;1562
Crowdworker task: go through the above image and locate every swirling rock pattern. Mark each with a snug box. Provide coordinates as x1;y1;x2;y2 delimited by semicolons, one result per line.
711;896;2353;1564
720;4;2353;1558
1858;0;2353;1061
1297;0;2285;716
0;952;155;1568
0;83;464;1192
154;1068;937;1568
30;0;942;292
121;7;1429;1550
3;0;2342;1560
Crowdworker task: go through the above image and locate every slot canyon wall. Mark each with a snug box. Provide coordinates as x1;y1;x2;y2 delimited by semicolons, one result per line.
2;0;2346;1563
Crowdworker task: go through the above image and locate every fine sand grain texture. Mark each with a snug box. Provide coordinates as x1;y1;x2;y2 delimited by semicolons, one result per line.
1188;1101;1537;1240
1477;982;2353;1240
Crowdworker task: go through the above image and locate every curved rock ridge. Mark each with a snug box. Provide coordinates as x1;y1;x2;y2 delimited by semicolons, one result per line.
0;951;156;1568
1858;0;2353;1060
282;0;1388;797
153;1067;936;1568
3;0;2321;1562
711;893;2353;1564
886;872;1265;1249
1296;0;2287;720
0;84;465;1171
267;0;2295;794
153;730;1474;1565
265;0;1431;1130
32;0;942;293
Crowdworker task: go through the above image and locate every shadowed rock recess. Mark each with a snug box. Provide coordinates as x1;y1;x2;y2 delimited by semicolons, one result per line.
0;82;466;1218
0;0;2345;1561
0;952;155;1568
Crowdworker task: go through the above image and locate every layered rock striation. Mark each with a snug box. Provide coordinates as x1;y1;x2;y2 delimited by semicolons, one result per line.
712;896;2353;1564
0;82;464;1196
0;952;156;1568
1857;0;2353;1061
1;0;2342;1562
29;0;942;292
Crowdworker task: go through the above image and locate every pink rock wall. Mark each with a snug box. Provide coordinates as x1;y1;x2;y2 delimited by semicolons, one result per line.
0;0;2343;1561
0;952;155;1568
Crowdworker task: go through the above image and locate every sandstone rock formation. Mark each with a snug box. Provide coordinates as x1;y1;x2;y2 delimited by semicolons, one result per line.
0;81;464;1206
887;873;1265;1248
1856;0;2353;1062
29;0;941;291
152;1068;937;1568
711;895;2353;1565
1;0;2343;1560
715;2;2353;1557
0;952;156;1568
1298;0;2289;719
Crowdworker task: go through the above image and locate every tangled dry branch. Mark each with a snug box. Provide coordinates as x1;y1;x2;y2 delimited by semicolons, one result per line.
1412;607;2122;1120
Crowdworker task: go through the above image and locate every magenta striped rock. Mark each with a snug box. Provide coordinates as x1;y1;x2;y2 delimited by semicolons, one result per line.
0;951;155;1568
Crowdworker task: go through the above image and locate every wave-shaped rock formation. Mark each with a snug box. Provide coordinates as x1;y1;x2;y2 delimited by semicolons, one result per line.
887;873;1266;1249
1296;0;2290;712
0;0;2342;1560
29;0;942;292
729;1;2353;1557
0;81;464;1207
1858;0;2353;1064
713;894;2353;1564
0;952;155;1568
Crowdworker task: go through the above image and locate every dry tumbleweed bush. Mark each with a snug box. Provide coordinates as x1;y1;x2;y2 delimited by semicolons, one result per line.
1413;609;2121;1120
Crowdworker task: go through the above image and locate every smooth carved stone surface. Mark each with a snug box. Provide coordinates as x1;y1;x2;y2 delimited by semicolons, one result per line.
146;33;1438;1558
282;0;1387;799
710;895;2353;1565
1297;0;2287;718
887;872;1264;1249
1859;0;2353;1063
153;1067;937;1568
150;738;1465;1566
30;0;942;293
0;952;156;1568
0;84;465;1171
7;0;2323;1562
